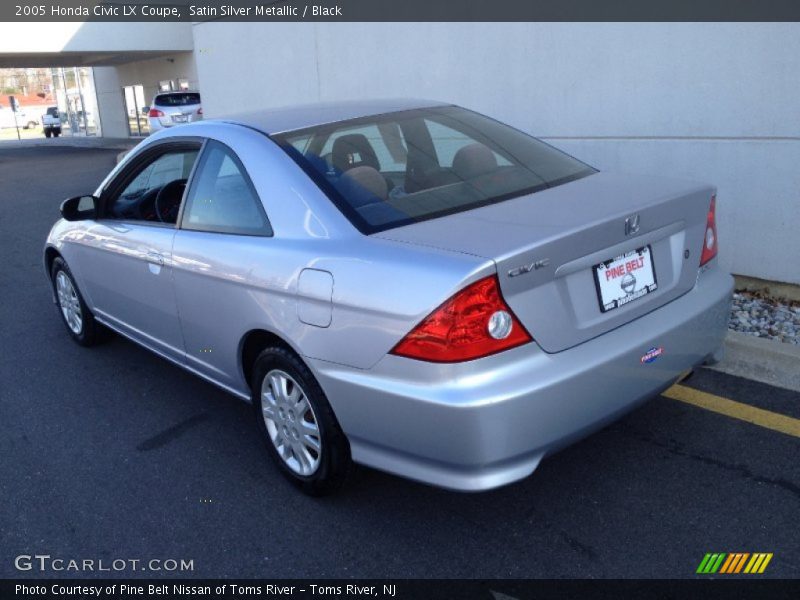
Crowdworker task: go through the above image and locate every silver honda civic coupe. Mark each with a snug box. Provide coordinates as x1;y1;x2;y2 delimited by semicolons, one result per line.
44;99;733;494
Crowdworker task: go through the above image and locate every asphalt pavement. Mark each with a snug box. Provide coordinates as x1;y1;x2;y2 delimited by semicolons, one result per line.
1;145;798;579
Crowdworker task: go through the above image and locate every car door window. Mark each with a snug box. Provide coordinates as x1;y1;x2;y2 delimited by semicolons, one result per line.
181;141;272;236
108;148;199;224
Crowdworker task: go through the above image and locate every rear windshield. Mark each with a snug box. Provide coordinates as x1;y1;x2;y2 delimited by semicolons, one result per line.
274;106;596;234
46;107;59;116
155;93;201;106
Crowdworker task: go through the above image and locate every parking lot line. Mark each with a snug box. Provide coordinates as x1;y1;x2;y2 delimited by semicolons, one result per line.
663;384;800;438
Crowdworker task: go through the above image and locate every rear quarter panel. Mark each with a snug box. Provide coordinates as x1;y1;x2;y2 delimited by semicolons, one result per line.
173;231;493;391
164;123;494;391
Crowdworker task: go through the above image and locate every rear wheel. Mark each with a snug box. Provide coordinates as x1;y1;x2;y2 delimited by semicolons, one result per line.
252;346;351;495
44;129;51;138
51;257;104;346
26;121;37;129
53;130;60;138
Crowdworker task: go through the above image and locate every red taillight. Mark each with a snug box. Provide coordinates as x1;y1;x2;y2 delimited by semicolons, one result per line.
196;107;203;115
391;275;532;363
699;194;718;266
148;108;164;118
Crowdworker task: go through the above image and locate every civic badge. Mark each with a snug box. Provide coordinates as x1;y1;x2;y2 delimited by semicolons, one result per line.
507;258;550;278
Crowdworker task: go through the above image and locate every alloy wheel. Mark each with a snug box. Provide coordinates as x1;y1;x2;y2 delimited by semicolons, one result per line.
260;369;322;476
56;271;83;334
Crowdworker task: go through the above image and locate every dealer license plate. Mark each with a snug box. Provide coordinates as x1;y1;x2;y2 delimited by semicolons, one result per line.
593;246;657;313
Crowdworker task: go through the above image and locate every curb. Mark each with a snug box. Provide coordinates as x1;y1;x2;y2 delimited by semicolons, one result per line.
0;137;137;151
734;274;800;303
709;330;800;392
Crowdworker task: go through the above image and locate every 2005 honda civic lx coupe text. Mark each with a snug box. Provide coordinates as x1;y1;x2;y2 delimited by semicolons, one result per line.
45;99;733;495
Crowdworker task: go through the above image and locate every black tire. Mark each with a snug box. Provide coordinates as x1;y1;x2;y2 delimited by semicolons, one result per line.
50;257;105;347
44;129;51;138
53;130;60;138
252;346;352;495
27;121;37;129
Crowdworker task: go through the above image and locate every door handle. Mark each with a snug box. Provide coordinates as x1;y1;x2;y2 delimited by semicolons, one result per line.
145;252;165;266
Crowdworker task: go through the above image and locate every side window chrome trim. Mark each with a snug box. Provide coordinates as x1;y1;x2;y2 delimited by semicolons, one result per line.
93;218;176;230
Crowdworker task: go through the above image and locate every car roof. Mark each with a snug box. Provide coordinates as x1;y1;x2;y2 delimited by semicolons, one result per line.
217;98;450;135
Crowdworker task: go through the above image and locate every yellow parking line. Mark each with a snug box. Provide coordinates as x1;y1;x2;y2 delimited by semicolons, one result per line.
663;384;800;439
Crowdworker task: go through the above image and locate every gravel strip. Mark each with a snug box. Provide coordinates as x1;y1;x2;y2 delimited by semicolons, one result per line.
729;291;800;345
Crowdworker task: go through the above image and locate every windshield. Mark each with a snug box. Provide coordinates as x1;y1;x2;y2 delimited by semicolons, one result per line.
155;93;201;106
274;105;596;234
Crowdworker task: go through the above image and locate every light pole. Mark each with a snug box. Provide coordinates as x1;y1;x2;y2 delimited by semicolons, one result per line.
74;66;87;135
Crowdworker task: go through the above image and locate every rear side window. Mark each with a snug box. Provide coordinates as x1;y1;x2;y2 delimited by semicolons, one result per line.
275;106;596;234
155;93;201;106
181;141;272;236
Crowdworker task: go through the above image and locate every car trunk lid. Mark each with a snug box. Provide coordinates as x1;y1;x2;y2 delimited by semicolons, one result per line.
375;171;715;353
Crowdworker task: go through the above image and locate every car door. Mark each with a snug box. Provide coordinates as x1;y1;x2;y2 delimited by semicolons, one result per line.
171;139;273;388
77;141;201;361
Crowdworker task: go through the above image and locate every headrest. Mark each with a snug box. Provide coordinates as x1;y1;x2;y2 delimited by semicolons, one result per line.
340;165;388;206
332;134;380;172
452;143;498;180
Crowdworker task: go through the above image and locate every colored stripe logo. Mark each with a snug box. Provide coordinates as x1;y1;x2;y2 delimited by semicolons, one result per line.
697;552;773;574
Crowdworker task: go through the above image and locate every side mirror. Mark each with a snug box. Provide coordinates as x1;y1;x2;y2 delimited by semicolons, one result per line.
60;195;97;221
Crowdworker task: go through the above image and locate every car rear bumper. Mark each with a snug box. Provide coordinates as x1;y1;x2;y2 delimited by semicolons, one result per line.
149;115;201;131
310;265;733;491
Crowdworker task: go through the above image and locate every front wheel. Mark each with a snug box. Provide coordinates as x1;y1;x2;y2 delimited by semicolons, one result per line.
252;347;352;495
51;257;104;346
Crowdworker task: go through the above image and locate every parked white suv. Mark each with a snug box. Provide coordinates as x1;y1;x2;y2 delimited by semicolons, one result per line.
147;91;202;132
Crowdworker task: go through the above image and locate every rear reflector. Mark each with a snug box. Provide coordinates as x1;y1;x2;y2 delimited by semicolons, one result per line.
148;108;165;118
197;107;203;115
391;275;532;362
699;195;718;266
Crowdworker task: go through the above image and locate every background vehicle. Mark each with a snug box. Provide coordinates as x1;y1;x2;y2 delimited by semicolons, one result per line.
44;100;732;495
0;103;38;129
42;107;61;138
147;91;202;132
